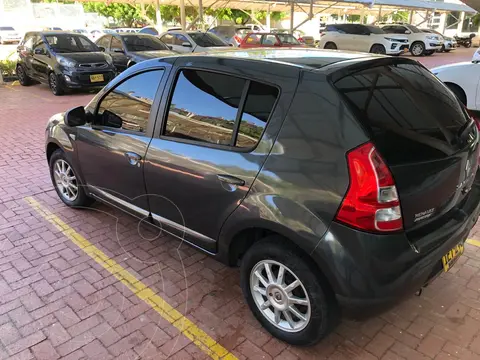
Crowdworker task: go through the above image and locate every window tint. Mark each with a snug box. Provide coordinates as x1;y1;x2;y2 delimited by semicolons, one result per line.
246;34;261;44
98;70;164;133
334;64;468;163
262;34;277;45
174;33;189;45
189;33;226;47
237;81;278;148
122;35;169;51
165;70;244;145
23;35;37;49
96;36;111;49
45;35;97;53
365;26;385;34
160;33;174;45
111;37;123;51
277;34;299;44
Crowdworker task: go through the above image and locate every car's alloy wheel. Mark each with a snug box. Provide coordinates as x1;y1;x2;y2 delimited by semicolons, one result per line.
250;259;311;332
16;65;30;86
53;159;78;202
411;42;425;56
49;72;64;96
370;44;386;54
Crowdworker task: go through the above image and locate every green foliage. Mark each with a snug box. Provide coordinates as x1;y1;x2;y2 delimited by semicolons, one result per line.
0;60;16;77
83;3;141;27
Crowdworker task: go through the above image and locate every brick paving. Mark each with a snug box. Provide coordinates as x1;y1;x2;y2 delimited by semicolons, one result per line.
0;48;479;359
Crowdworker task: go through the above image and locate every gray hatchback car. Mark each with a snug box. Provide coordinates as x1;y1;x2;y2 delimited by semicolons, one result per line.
45;48;480;345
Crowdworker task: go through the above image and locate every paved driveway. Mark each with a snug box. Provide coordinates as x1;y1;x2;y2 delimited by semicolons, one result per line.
0;48;480;360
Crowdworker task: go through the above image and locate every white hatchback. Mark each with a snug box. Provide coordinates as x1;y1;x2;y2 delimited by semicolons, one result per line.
318;24;409;55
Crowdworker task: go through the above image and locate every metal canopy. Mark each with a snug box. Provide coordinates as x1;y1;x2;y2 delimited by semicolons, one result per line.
459;0;480;12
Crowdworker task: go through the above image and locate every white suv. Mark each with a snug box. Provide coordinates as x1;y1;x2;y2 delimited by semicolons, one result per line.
0;26;21;44
380;23;443;56
318;24;409;55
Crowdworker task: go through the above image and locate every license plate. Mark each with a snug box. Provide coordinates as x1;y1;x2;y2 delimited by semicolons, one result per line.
90;74;104;83
442;243;464;272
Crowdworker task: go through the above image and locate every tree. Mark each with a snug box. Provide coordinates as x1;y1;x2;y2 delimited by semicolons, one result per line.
82;3;141;27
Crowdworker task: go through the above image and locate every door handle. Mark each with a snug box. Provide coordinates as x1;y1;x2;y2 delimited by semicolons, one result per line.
217;174;245;186
125;152;142;166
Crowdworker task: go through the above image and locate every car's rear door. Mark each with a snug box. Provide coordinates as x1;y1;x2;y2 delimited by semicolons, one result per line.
76;66;170;217
143;56;299;251
334;60;479;237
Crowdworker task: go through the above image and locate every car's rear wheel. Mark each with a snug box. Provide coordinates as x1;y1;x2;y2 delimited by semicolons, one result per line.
240;236;338;345
16;65;32;86
324;42;337;50
440;44;446;52
49;72;65;96
410;41;425;56
370;44;386;54
49;149;93;208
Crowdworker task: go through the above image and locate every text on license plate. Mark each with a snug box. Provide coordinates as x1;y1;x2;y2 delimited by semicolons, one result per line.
90;74;104;83
442;243;464;272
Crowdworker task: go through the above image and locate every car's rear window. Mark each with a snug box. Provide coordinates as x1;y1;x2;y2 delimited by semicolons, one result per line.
189;33;226;47
0;27;15;31
334;63;468;163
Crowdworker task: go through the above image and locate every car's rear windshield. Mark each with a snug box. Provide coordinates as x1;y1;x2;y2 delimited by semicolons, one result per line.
122;35;169;51
0;27;14;31
277;34;300;44
45;34;98;53
334;63;469;164
189;33;226;47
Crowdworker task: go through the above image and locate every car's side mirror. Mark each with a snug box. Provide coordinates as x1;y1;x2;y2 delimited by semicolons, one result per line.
103;110;122;128
34;48;46;55
98;46;105;52
182;42;192;47
167;45;173;50
65;106;86;127
405;30;411;34
113;48;124;53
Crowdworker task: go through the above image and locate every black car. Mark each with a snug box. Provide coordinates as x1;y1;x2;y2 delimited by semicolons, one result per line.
95;33;176;72
16;31;116;96
45;49;480;345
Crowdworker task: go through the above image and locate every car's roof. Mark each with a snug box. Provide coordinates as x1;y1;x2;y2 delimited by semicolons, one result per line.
28;31;79;36
187;48;380;70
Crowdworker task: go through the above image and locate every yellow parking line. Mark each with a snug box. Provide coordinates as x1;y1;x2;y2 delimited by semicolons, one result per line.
4;85;19;92
467;239;480;248
25;197;237;360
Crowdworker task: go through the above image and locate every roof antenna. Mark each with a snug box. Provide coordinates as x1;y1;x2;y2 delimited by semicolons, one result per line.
190;0;233;53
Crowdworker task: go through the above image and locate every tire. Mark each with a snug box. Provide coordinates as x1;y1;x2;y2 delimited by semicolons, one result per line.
48;72;64;96
466;42;472;48
445;49;451;53
370;44;386;54
324;42;337;50
424;50;435;56
410;41;425;56
49;149;93;208
240;236;339;346
439;44;445;52
16;65;32;86
446;83;467;106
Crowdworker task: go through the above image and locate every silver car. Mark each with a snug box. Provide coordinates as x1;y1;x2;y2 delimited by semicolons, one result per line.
0;26;21;44
158;31;231;53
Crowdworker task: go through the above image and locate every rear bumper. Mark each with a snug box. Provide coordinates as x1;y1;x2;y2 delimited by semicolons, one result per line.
312;176;480;319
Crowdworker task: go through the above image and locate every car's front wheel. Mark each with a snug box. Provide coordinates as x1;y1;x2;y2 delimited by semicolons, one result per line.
410;41;425;56
16;65;32;86
49;149;93;208
240;236;338;345
370;44;386;54
48;72;65;96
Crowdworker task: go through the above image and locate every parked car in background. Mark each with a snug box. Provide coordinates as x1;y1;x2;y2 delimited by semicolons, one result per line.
239;32;305;48
96;33;176;72
472;47;480;63
45;48;480;346
245;23;265;32
138;26;159;36
115;28;139;33
208;25;251;46
44;27;62;31
318;24;409;55
159;31;230;53
432;61;480;110
16;31;116;95
71;29;88;35
379;23;442;56
0;26;21;44
420;28;456;52
88;29;115;42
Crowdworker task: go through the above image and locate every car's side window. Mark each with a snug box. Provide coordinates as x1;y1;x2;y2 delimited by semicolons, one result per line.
398;26;408;34
163;69;279;149
161;34;174;45
111;37;123;52
33;38;47;53
97;70;164;133
261;34;277;45
382;26;393;33
246;34;261;44
23;35;37;51
174;34;189;45
97;36;111;50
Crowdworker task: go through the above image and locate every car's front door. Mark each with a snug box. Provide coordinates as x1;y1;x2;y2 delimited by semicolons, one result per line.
172;33;192;53
18;34;38;78
31;37;50;81
109;36;128;72
143;57;298;251
76;68;168;217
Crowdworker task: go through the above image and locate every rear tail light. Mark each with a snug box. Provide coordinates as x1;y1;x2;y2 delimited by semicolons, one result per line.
335;142;403;232
234;35;242;44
